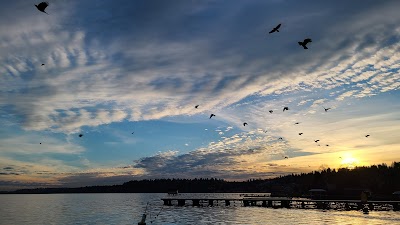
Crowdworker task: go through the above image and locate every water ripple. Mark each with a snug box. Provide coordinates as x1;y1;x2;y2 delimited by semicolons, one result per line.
0;193;399;225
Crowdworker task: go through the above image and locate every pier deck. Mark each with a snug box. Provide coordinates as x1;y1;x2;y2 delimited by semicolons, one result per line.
161;197;400;211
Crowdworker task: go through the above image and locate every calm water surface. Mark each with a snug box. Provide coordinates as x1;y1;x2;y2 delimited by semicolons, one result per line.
1;193;400;225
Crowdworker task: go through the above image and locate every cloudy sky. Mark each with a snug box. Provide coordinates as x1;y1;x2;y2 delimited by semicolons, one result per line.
1;0;400;191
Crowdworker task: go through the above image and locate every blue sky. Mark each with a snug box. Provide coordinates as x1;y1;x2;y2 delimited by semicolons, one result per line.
1;0;400;190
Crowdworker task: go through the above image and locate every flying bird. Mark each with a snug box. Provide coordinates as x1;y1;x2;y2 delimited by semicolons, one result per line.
294;122;300;125
284;156;289;159
209;114;216;119
132;132;134;134
283;107;289;112
279;137;283;140
326;144;329;147
314;140;320;143
40;143;42;144
299;133;303;135
322;106;331;112
35;2;49;14
41;63;45;66
365;135;370;138
298;38;312;49
79;134;83;137
269;23;282;34
195;105;199;108
243;122;248;126
269;110;273;114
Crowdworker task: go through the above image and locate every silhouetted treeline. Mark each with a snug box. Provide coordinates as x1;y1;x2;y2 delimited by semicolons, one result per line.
4;162;400;199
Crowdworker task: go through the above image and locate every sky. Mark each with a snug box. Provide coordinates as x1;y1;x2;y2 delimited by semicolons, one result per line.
0;0;400;191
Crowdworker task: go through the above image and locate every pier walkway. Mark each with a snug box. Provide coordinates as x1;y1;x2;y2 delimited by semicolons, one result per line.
161;197;400;211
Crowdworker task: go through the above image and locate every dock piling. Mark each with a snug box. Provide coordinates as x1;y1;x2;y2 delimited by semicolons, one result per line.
178;199;186;206
192;199;200;207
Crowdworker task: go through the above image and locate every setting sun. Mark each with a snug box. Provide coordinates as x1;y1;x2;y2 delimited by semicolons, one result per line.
341;154;359;169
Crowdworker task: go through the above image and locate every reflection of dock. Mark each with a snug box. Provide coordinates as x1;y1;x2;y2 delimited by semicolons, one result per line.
161;197;400;211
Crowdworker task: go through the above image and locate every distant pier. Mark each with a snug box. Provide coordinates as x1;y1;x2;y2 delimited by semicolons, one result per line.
161;197;400;211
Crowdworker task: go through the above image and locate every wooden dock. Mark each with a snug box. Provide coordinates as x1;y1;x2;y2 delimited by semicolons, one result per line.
161;197;400;211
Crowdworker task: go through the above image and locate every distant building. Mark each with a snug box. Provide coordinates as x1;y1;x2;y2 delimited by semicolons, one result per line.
393;191;400;199
167;189;178;195
343;188;371;200
309;189;327;199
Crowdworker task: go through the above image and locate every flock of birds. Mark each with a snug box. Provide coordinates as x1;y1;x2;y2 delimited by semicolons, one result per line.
197;102;371;159
32;2;372;160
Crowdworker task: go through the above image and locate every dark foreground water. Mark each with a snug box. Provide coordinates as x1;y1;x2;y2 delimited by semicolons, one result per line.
1;193;400;225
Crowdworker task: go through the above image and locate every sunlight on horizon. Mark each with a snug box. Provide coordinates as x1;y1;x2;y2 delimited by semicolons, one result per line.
340;153;359;169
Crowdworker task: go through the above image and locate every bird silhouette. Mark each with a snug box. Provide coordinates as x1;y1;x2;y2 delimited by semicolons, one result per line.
195;105;199;108
209;114;216;119
40;142;42;144
326;144;329;147
79;134;83;137
294;122;300;125
279;137;283;140
35;2;49;14
269;23;281;34
243;122;248;126
298;38;312;49
299;132;303;135
314;140;320;143
132;132;134;134
322;106;331;112
269;110;273;114
365;135;370;138
41;63;45;66
283;107;289;112
284;156;288;159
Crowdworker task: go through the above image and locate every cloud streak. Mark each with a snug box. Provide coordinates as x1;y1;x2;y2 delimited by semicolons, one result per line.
1;0;400;189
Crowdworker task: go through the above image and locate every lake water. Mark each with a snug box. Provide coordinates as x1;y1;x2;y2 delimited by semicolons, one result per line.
1;193;400;225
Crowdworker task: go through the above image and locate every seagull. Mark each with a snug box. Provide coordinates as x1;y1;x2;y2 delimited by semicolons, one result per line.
283;107;289;112
298;38;312;49
269;23;282;34
269;110;273;114
35;2;49;14
299;132;303;135
195;105;199;108
365;135;370;138
243;122;248;126
209;114;216;119
322;106;331;112
41;63;45;66
314;140;320;143
79;134;83;137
